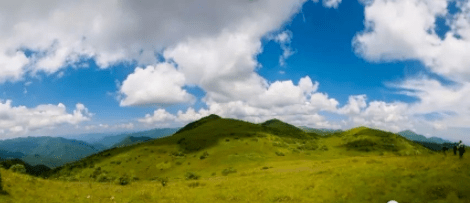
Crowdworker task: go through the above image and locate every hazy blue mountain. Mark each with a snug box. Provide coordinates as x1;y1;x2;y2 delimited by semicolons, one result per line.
0;136;104;168
97;128;179;148
397;130;451;144
65;131;132;144
111;136;153;148
0;149;25;160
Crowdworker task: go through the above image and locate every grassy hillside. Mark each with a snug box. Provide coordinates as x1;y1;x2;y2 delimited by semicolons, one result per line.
0;115;469;202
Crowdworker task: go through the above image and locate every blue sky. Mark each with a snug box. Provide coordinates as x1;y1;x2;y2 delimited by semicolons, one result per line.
0;0;469;143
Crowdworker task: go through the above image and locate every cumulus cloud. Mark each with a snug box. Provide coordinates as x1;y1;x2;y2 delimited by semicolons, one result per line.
139;76;341;128
119;63;194;106
138;109;177;125
0;100;91;137
0;0;306;83
352;0;469;137
338;95;367;115
353;0;469;83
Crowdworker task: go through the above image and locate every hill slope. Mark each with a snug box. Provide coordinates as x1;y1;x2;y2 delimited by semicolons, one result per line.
44;115;433;184
0;115;468;203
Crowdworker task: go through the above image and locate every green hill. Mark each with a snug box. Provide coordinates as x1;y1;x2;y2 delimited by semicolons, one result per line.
44;115;433;183
0;115;468;203
340;128;431;155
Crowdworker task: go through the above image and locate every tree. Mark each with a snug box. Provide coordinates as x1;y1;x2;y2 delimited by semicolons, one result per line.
10;164;26;174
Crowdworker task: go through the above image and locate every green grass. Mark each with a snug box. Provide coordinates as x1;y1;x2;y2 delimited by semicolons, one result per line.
0;152;468;203
0;115;469;202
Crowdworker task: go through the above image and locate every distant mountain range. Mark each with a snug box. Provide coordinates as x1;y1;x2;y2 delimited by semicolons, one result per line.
0;136;104;168
111;136;153;148
397;130;452;144
0;127;179;168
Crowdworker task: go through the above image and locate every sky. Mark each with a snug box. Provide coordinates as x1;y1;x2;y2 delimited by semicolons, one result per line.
0;0;469;144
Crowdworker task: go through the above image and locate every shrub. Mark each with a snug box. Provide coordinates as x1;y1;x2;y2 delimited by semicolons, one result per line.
90;167;102;179
272;142;289;148
188;182;203;188
171;151;185;157
320;145;328;151
96;174;110;182
9;164;26;174
185;172;200;180
115;174;130;185
297;142;318;151
261;166;269;170
221;167;237;176
200;151;209;160
275;151;285;156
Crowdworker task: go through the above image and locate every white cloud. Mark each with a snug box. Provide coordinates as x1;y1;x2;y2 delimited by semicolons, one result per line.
272;30;295;66
139;76;341;129
0;0;307;83
310;92;339;112
392;77;470;128
350;0;469;140
322;0;342;8
0;100;91;137
338;95;367;114
353;0;469;83
138;109;177;125
119;63;194;106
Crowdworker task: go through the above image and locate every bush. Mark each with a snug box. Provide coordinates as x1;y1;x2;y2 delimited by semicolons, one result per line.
261;166;269;170
185;172;200;180
272;142;289;148
171;151;186;157
200;151;209;160
188;182;203;188
10;164;26;174
320;145;328;151
115;174;130;185
297;142;318;151
96;174;112;182
221;167;237;176
275;151;285;156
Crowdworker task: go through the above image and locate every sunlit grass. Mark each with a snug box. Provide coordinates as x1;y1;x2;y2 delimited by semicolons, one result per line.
0;150;468;202
0;118;469;202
